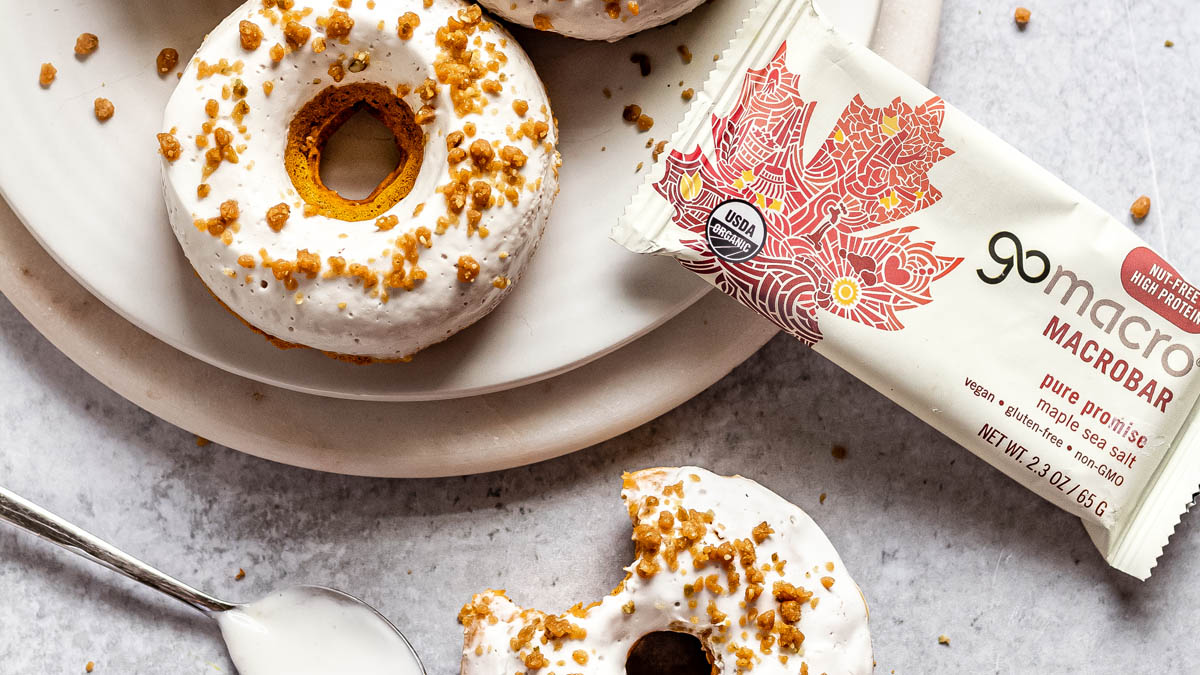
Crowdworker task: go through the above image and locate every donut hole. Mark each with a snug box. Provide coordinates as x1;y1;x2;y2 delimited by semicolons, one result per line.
285;83;424;222
625;631;715;675
319;108;404;201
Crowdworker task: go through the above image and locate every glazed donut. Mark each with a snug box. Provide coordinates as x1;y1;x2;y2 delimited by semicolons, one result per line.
157;0;559;361
477;0;706;41
459;467;872;674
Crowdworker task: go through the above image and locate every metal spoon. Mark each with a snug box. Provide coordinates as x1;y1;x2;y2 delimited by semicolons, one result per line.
0;485;426;674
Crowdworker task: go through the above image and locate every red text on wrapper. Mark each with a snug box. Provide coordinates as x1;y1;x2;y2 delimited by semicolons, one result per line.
1122;247;1200;335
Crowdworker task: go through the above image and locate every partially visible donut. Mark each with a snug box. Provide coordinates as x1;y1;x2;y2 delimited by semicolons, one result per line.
476;0;707;41
158;0;560;360
459;466;873;674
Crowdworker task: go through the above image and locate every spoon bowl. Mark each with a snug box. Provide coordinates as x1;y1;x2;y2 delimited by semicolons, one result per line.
0;486;425;675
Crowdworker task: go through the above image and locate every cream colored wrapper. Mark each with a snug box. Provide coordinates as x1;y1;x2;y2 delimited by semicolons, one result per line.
614;0;1200;578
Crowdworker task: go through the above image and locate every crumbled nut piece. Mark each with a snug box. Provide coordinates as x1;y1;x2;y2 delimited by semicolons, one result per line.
652;140;668;161
156;48;179;75
239;20;263;51
269;43;286;62
284;21;312;49
622;104;641;122
630;52;651;76
523;646;549;670
938;634;951;646
38;63;56;88
348;51;370;73
328;62;346;82
219;199;239;223
85;663;94;673
266;202;290;231
326;11;354;40
469;139;494;166
512;99;529;116
636;114;654;132
237;255;256;268
214;127;233;147
1014;7;1031;27
156;132;182;161
1130;195;1151;220
819;492;827;504
93;98;114;121
605;1;620;19
197;184;211;198
681;87;695;101
752;521;774;543
500;145;526;168
235;568;246;580
457;255;480;282
532;14;554;31
831;444;847;460
375;215;399;231
205;99;219;118
446;131;464;149
572;650;588;665
397;12;421;40
677;44;693;64
1164;40;1175;47
74;33;99;57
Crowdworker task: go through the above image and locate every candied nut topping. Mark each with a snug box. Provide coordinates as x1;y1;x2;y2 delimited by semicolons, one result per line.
38;63;56;88
239;20;264;51
622;104;641;122
74;32;99;57
157;132;182;161
512;99;528;116
1014;7;1031;27
266;202;291;231
93;98;114;121
636;114;654;132
469;139;494;165
284;21;312;49
397;12;421;40
1130;195;1151;220
270;43;286;63
457;254;480;282
752;521;773;543
219;199;240;223
157;48;179;75
325;10;355;40
532;14;553;31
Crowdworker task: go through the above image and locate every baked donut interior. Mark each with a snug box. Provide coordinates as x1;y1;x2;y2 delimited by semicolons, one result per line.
625;631;716;675
285;82;424;222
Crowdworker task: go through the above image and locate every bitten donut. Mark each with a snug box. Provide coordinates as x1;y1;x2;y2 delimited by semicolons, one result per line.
157;0;559;361
459;467;872;674
476;0;706;41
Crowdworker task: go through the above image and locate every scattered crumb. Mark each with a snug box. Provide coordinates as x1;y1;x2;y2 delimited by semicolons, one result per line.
681;87;695;101
235;568;246;581
938;634;951;646
195;436;211;447
636;114;654;132
602;87;612;98
712;53;719;62
85;663;95;673
74;32;99;57
652;140;667;161
93;97;114;121
156;48;179;76
635;161;644;172
251;392;265;401
630;52;651;77
831;444;847;460
38;63;56;88
819;492;827;504
1130;195;1151;221
622;103;642;122
677;44;692;64
1164;39;1174;48
1014;7;1030;28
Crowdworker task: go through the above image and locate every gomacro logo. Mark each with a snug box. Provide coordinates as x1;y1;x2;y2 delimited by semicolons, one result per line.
977;231;1197;383
705;199;766;263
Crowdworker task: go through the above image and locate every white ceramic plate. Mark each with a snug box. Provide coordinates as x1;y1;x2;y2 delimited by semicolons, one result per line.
0;0;878;401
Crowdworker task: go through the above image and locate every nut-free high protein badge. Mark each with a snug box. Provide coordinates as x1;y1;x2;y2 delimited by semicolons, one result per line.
614;0;1200;578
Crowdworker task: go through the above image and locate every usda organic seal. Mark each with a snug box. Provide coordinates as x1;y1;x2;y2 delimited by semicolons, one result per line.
706;199;766;263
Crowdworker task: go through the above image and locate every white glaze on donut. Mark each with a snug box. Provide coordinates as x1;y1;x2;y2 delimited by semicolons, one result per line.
459;466;872;674
477;0;706;41
160;0;559;359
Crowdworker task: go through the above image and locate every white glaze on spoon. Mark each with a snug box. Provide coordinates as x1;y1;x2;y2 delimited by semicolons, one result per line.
217;586;424;675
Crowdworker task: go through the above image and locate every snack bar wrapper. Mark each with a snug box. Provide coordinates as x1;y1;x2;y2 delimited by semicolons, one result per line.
613;0;1200;578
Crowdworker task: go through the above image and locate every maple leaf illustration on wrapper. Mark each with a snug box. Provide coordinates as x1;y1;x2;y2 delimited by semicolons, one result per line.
653;43;962;344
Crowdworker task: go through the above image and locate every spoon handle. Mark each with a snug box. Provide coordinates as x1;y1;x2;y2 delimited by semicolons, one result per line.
0;486;235;614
